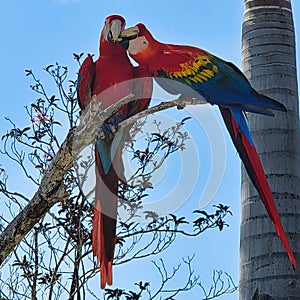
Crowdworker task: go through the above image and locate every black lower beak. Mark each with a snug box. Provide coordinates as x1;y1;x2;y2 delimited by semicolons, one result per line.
107;30;118;44
119;34;138;49
120;39;129;49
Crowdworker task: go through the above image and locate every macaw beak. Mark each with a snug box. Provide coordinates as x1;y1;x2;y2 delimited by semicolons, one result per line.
120;26;140;39
119;26;140;49
109;19;123;43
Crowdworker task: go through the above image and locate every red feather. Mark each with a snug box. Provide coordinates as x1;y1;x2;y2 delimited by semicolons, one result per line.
220;107;296;269
93;146;121;288
124;22;295;268
77;16;152;289
77;55;95;110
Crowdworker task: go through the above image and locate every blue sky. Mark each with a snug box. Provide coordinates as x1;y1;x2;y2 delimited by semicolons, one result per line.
0;1;299;299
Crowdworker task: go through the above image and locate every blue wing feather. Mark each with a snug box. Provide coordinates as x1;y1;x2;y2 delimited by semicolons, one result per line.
96;130;124;175
160;53;286;114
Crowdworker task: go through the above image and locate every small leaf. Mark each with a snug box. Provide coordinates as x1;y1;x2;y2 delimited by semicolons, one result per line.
181;116;192;123
44;64;54;72
25;69;32;76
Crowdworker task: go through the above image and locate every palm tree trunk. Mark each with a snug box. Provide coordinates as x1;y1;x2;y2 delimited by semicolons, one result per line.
240;0;300;298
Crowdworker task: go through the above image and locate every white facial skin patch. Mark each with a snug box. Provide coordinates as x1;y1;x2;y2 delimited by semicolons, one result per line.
128;36;149;55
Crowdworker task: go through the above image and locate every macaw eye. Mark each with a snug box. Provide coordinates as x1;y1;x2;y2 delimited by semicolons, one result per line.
107;31;114;43
141;38;148;45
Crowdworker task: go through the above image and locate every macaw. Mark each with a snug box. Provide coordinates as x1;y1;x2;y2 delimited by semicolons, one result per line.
120;23;296;268
77;16;152;289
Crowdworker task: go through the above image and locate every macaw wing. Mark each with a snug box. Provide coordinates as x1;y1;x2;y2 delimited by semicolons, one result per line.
154;77;179;95
154;76;207;101
161;46;250;96
221;61;286;113
158;48;285;113
127;66;153;117
157;50;252;104
219;107;296;269
154;48;210;99
159;48;221;88
77;55;96;110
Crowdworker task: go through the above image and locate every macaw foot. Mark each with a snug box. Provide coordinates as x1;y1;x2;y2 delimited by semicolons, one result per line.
98;123;109;139
98;114;121;139
177;95;192;110
109;114;121;133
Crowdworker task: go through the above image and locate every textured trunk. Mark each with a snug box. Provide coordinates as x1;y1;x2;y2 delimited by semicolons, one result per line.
240;0;300;299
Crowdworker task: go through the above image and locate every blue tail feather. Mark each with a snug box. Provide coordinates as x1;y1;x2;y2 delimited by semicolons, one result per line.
96;130;124;174
231;109;254;145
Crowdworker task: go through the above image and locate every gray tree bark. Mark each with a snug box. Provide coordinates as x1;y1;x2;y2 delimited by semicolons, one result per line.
240;0;300;299
0;93;200;267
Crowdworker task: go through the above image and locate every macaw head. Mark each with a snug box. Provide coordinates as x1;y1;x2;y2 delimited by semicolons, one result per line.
120;23;158;60
102;15;126;44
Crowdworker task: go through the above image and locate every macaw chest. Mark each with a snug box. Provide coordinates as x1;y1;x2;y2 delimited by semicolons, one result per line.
93;58;134;109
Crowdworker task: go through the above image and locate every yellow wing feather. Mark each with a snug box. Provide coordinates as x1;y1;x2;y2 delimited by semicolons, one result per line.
168;53;219;85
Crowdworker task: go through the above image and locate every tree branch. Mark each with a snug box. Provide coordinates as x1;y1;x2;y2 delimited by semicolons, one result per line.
0;94;205;267
0;94;134;266
117;97;206;131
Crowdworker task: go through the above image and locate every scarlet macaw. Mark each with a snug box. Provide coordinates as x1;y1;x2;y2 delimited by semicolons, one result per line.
77;16;152;288
120;23;296;268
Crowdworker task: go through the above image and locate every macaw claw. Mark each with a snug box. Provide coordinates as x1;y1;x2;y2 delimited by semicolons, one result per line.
177;95;191;110
98;114;120;139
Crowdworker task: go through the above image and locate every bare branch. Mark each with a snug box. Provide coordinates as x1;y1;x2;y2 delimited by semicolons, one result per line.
0;93;135;266
117;97;206;132
0;92;207;267
0;59;235;299
198;270;238;299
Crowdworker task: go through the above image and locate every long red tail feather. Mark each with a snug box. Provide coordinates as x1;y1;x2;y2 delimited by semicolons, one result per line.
93;147;122;289
220;107;296;269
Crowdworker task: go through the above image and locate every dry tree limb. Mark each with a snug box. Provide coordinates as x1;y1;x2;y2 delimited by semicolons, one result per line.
0;94;205;266
0;94;133;266
118;97;206;131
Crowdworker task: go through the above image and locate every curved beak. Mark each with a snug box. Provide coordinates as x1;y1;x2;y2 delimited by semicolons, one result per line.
120;26;139;39
109;19;122;43
119;26;140;49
